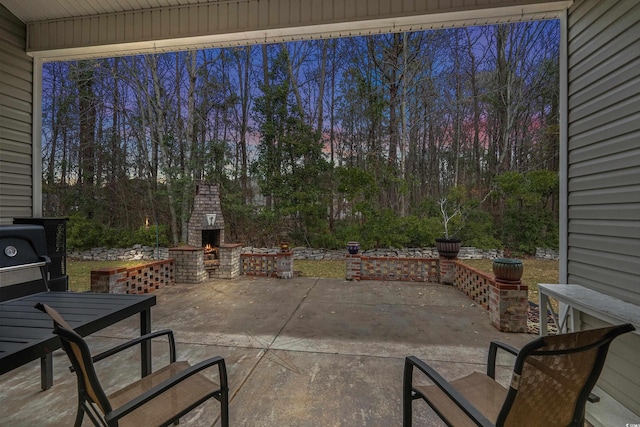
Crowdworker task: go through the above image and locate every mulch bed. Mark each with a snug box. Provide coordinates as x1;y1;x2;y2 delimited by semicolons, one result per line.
527;301;558;335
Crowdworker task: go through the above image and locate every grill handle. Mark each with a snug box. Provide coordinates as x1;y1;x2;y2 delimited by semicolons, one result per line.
0;256;51;273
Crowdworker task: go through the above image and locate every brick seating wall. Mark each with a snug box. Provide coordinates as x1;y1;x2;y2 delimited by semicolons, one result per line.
241;252;294;278
91;259;174;294
345;255;527;333
346;255;438;282
452;260;492;310
361;256;439;282
452;260;528;333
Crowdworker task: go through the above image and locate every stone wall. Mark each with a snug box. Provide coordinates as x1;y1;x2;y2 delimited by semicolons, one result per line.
535;247;559;260
243;246;504;261
69;245;169;261
71;245;563;262
90;259;174;294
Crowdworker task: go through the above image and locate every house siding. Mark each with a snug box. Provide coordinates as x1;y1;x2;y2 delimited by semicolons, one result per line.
0;4;33;223
567;0;640;417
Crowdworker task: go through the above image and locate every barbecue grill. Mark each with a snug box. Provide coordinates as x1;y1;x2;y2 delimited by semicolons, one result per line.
0;224;51;301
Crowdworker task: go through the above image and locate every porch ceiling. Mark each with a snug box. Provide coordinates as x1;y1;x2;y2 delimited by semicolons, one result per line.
0;0;571;61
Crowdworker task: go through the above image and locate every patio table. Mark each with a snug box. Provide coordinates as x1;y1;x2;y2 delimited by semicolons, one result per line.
0;291;156;390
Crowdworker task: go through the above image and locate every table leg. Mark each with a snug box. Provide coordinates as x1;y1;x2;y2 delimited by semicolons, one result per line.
540;292;549;336
140;309;152;377
40;353;53;390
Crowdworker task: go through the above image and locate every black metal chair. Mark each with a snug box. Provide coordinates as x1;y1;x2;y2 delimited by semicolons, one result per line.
404;323;634;426
35;303;229;427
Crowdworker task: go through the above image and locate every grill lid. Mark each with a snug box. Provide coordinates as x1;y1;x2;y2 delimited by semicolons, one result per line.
0;225;50;271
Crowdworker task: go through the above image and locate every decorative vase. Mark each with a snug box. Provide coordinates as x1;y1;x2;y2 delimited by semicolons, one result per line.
435;238;462;259
492;258;524;281
347;241;360;255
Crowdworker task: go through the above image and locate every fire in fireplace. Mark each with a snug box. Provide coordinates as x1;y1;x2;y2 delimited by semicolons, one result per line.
204;244;217;261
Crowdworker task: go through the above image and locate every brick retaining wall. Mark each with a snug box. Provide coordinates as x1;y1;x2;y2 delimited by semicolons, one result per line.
452;260;528;333
241;252;294;278
452;261;492;310
346;255;439;282
90;259;174;294
345;255;528;333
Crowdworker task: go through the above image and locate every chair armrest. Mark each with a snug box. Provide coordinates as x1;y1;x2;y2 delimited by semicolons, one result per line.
94;329;176;364
70;330;176;373
405;356;495;427
105;356;228;424
487;341;518;379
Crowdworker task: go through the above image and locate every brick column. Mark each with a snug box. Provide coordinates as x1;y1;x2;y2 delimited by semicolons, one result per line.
345;254;361;280
169;246;206;283
489;279;528;333
213;243;242;279
439;256;455;284
276;251;294;279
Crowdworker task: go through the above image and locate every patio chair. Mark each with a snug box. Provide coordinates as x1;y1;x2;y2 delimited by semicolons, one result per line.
35;303;229;427
403;323;634;427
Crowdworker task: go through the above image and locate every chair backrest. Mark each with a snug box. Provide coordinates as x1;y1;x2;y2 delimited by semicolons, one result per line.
35;303;113;416
497;323;635;427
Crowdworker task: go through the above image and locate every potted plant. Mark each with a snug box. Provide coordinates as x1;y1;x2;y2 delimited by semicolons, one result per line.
434;187;493;259
435;197;463;259
492;258;523;281
347;241;360;255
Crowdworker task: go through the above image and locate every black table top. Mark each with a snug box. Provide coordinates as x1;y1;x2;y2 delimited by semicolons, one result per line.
0;291;156;375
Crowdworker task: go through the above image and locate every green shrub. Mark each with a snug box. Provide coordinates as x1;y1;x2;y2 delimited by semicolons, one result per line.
67;213;109;250
501;208;558;253
459;209;502;249
403;216;441;247
67;213;170;250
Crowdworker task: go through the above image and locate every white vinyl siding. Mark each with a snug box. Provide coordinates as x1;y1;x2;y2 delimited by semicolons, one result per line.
567;0;640;417
0;4;33;223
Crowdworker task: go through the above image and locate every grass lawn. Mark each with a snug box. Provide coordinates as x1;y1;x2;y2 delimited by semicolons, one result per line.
68;258;559;305
67;259;347;291
68;260;143;292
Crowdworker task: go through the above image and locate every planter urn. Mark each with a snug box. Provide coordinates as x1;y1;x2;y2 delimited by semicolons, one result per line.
492;258;524;282
347;241;360;255
435;238;462;259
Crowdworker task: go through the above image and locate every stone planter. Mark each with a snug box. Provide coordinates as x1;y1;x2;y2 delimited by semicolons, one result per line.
492;258;523;282
435;238;462;259
347;241;360;255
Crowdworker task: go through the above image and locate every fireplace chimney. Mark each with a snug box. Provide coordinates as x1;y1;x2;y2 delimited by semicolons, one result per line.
187;183;225;248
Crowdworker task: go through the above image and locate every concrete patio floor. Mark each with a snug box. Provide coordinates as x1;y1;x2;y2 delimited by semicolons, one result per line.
0;276;533;426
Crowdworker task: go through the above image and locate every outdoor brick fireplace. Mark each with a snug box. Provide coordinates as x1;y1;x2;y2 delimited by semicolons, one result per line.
182;183;243;280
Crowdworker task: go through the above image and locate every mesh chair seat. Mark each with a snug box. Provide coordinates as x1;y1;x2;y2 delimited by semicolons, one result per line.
35;302;228;427
404;323;635;427
108;361;219;427
414;371;507;427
